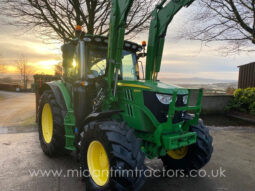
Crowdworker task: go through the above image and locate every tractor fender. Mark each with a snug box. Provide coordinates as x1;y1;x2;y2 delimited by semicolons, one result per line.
75;110;123;150
79;110;123;133
36;81;67;123
42;82;67;111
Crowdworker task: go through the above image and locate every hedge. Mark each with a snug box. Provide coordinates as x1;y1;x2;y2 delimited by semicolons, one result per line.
226;88;255;115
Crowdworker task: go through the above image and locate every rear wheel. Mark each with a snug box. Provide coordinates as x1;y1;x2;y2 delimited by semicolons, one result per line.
79;121;146;191
38;90;67;157
161;119;213;172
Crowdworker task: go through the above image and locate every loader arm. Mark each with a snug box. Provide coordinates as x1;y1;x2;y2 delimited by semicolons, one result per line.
106;0;134;105
145;0;195;80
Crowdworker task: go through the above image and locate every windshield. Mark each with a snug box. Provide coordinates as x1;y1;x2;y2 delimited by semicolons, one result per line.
89;46;138;80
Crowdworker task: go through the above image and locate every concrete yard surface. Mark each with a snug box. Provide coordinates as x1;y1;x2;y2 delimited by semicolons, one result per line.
0;91;36;133
0;126;255;191
0;90;255;191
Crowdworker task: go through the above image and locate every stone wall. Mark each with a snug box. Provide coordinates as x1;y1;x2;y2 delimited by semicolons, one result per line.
201;95;233;114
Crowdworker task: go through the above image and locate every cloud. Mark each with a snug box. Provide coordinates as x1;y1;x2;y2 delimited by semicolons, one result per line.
0;33;61;66
0;9;254;80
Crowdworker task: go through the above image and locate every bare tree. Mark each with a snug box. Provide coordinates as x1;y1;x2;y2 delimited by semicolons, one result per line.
55;62;63;76
16;56;34;89
0;0;159;41
182;0;255;54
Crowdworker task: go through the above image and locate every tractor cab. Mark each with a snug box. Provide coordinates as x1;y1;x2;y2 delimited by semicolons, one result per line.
61;35;145;128
61;35;144;83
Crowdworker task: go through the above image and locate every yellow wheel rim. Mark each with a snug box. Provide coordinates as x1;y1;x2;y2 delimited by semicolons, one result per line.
41;103;53;144
87;141;110;186
168;147;188;160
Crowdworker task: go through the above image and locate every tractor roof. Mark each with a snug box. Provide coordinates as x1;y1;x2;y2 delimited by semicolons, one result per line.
65;34;143;53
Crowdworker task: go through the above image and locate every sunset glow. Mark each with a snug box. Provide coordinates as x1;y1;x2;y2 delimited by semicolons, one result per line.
35;60;60;75
2;60;61;75
6;65;17;73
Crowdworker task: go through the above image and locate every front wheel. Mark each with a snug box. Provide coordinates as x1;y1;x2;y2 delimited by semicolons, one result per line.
79;121;146;191
161;119;213;172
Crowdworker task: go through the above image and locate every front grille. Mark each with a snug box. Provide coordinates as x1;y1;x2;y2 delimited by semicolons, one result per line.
143;91;186;123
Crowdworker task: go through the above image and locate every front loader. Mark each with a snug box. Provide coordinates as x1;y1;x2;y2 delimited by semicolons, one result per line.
35;0;213;190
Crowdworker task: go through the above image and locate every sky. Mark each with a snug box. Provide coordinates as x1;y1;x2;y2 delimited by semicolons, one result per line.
0;4;254;82
0;16;62;75
155;7;254;82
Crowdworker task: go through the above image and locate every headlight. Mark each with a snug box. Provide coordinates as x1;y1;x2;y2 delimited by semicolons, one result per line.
156;93;172;105
183;95;188;105
132;44;137;49
125;43;131;48
83;37;92;42
94;37;102;42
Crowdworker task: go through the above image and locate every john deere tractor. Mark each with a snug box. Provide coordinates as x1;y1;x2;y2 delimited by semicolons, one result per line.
35;0;213;190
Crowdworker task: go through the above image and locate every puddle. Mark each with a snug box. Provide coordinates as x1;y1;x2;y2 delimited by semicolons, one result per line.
0;125;37;134
0;128;8;134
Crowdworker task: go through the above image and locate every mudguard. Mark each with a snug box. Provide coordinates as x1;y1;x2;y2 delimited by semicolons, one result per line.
42;81;67;111
79;110;123;133
36;81;67;122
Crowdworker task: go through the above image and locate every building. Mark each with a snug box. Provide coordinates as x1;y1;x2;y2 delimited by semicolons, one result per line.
238;62;255;89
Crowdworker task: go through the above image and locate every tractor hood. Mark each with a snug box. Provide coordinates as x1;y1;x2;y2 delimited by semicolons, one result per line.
117;80;188;95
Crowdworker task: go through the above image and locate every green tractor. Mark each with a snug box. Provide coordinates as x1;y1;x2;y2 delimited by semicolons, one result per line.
36;0;213;190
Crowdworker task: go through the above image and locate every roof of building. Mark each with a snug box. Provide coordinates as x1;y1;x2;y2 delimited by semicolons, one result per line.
238;62;255;67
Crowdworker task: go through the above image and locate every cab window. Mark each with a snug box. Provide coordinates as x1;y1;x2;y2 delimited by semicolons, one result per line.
90;59;106;76
121;51;137;81
88;47;138;80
